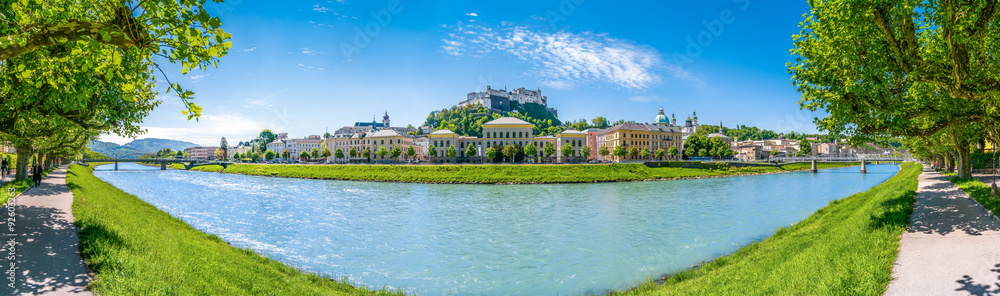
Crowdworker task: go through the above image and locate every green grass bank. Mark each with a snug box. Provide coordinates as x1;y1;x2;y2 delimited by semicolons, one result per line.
65;164;405;295
219;162;860;184
611;162;921;295
950;176;1000;217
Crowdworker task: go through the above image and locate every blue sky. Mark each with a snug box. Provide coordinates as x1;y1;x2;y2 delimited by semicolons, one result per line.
102;0;821;146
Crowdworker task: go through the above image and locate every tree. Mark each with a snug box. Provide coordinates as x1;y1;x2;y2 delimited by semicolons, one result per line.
628;146;639;159
789;1;1000;178
390;146;402;161
598;145;609;159
334;148;344;160
321;147;332;159
406;146;416;160
613;145;626;160
640;148;650;159
299;150;310;161
561;143;574;158
232;152;241;160
376;146;389;159
259;130;277;154
465;144;477;158
525;143;538;158
544;142;557;157
220;137;228;160
428;145;438;157
349;147;358;158
486;146;498;161
282;149;291;160
447;145;458;158
655;148;665;160
799;140;812;156
580;145;592;160
311;147;320;160
669;146;680;160
503;144;517;162
214;148;224;160
770;150;780;157
265;150;275;161
176;150;184;158
248;152;259;162
699;149;708;157
592;116;610;128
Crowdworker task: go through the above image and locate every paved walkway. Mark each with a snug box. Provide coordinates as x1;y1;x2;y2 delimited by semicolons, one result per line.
885;166;1000;295
0;166;93;295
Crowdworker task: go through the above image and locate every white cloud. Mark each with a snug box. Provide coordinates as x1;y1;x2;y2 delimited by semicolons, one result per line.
187;74;210;83
628;95;664;103
441;23;687;90
312;5;332;13
242;47;257;52
466;12;478;17
301;47;317;55
297;63;324;71
99;113;269;146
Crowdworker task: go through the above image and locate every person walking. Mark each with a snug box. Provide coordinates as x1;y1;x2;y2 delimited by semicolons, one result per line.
0;156;8;180
32;162;42;187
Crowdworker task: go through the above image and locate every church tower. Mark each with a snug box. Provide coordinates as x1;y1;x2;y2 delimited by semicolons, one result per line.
382;110;390;128
692;109;698;126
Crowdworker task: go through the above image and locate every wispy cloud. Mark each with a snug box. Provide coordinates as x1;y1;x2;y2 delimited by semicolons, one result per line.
441;23;690;90
466;12;478;17
628;95;665;103
308;20;335;28
243;88;291;108
242;47;257;52
187;74;210;83
301;47;319;55
298;63;325;71
312;4;332;13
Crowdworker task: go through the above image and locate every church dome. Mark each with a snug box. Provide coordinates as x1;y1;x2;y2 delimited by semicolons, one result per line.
654;106;668;124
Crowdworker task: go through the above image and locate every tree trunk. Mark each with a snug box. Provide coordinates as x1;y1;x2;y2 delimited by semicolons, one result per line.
14;143;31;180
945;152;955;173
949;126;974;179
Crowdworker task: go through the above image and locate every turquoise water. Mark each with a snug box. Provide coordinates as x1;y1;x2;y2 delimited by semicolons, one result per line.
94;163;898;295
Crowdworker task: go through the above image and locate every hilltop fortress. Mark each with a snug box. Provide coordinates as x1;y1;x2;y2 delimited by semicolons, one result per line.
458;85;558;117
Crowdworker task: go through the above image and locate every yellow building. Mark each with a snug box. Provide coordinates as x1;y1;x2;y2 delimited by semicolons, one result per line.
598;122;682;162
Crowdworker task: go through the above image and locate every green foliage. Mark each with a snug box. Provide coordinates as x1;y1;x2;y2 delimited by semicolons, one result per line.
310;147;320;160
428;145;437;157
299;150;309;161
390;146;402;159
65;165;403;295
640;148;650;159
422;103;564;137
376;146;389;158
613;145;626;158
349;147;357;158
544;142;557;157
580;145;592;159
321;147;331;159
282;149;291;160
684;136;732;159
525;143;538;157
669;146;680;158
405;146;416;159
561;143;573;157
618;163;921;295
799;140;812;156
485;146;497;160
446;145;458;158
598;145;610;158
334;148;344;159
264;150;275;161
465;144;477;158
655;148;665;160
628;147;639;158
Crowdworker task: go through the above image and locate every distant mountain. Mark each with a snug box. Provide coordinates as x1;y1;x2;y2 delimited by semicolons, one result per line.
87;138;198;158
123;138;199;153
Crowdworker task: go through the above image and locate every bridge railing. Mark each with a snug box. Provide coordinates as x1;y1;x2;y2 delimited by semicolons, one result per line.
769;156;912;162
80;158;205;162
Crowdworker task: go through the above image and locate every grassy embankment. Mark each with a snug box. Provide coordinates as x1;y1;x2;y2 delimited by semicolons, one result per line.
951;176;1000;216
0;166;58;205
65;164;406;295
219;162;859;184
611;162;921;295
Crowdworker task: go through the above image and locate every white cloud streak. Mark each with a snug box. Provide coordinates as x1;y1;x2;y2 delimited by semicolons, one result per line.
442;23;701;89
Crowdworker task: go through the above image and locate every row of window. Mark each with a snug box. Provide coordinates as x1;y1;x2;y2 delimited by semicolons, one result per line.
484;131;531;139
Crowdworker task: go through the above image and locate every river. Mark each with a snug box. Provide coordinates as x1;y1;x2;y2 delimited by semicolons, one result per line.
93;162;898;295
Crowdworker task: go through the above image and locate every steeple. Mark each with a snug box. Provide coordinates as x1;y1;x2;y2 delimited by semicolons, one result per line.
383;110;390;127
671;111;677;125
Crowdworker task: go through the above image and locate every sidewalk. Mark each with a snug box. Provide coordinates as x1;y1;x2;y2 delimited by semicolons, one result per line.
0;166;93;295
885;166;1000;295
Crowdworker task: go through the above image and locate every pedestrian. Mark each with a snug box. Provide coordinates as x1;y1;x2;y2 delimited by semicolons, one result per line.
0;156;8;179
32;162;42;187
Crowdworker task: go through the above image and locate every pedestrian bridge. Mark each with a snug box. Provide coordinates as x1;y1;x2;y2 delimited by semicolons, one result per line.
770;156;912;162
80;158;233;170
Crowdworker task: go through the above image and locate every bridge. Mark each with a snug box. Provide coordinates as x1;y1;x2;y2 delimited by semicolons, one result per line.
769;156;912;174
80;158;233;170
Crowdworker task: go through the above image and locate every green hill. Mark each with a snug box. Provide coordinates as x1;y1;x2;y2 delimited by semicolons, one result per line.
423;103;563;137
